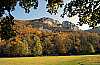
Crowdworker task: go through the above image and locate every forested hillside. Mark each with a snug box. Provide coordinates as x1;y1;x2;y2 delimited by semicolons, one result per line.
0;20;100;57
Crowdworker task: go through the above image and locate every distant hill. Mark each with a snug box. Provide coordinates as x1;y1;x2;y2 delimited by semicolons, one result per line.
14;17;79;32
85;26;100;33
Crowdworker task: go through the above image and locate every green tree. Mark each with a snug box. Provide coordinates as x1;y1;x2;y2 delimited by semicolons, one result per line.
32;36;42;56
0;16;15;40
87;33;99;53
0;0;63;17
62;0;100;28
42;37;52;55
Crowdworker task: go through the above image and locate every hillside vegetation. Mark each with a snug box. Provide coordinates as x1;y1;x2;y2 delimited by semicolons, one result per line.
0;21;100;56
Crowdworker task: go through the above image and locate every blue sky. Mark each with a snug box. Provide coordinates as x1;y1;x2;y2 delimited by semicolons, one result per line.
11;0;90;30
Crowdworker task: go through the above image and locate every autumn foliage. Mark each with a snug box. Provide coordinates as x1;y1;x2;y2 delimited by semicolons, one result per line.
0;21;100;57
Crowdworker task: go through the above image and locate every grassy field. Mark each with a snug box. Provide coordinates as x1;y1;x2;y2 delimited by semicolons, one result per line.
0;55;100;65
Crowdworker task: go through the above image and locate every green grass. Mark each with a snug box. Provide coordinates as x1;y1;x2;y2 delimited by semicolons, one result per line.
0;55;100;65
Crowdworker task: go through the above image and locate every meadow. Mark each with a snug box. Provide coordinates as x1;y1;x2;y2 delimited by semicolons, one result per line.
0;55;100;65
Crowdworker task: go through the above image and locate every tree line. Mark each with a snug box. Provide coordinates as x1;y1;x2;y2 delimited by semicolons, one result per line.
0;22;100;57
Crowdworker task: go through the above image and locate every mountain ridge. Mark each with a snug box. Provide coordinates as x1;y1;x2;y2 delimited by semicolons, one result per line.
85;26;100;33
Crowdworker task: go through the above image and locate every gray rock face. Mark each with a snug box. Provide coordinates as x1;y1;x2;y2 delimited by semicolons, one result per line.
15;17;79;32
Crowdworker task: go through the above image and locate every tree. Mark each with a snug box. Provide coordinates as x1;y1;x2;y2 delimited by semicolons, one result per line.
66;32;80;55
0;0;63;17
53;33;67;55
42;37;52;56
87;33;99;53
0;16;15;40
32;35;42;56
62;0;100;28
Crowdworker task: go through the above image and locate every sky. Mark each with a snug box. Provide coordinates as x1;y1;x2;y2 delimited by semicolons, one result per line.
11;0;91;30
